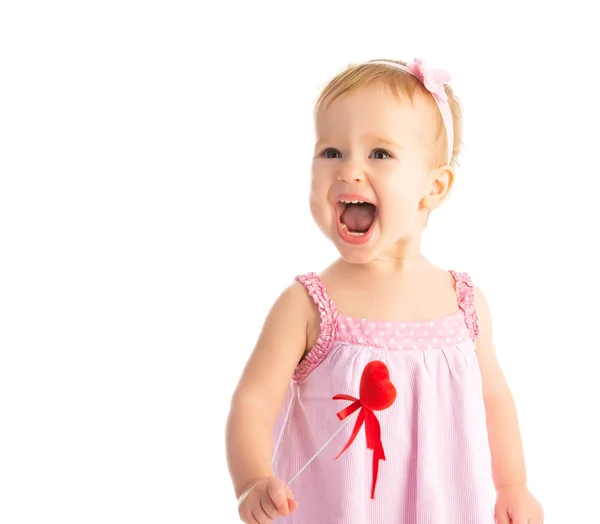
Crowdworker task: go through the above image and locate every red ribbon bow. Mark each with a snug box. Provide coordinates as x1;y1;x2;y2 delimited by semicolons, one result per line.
333;360;397;499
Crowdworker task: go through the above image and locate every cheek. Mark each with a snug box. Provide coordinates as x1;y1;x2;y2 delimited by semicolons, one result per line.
378;185;422;228
310;165;330;203
310;161;328;183
309;167;333;227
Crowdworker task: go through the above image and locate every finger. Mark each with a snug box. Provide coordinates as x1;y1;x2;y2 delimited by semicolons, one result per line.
285;484;298;512
239;508;257;524
260;495;279;520
511;515;527;524
288;498;299;512
250;509;269;524
494;509;510;524
284;484;295;501
268;481;290;516
242;509;260;524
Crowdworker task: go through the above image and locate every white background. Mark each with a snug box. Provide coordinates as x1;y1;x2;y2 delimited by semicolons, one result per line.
1;1;599;522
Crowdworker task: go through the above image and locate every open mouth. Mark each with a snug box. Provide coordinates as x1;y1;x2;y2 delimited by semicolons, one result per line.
335;199;378;243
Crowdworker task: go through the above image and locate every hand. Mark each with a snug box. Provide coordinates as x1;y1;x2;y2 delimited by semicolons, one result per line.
238;476;299;523
494;484;543;524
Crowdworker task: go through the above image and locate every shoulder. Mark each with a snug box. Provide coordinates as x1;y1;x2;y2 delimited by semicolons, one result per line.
450;270;494;342
451;270;489;310
292;273;332;351
263;275;328;352
295;272;337;311
243;279;318;376
469;282;491;322
469;280;493;344
270;278;317;321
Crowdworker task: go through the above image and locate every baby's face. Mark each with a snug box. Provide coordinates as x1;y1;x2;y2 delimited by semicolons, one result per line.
310;81;441;264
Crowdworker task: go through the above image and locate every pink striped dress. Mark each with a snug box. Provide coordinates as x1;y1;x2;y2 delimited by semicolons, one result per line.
272;271;495;523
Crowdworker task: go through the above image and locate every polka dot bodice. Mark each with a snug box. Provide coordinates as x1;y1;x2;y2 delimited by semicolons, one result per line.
336;310;469;351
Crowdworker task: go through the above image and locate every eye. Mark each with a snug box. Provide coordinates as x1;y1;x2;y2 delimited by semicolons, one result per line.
370;149;392;160
321;148;342;159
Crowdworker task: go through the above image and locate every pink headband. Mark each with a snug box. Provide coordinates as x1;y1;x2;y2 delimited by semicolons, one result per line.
369;59;454;165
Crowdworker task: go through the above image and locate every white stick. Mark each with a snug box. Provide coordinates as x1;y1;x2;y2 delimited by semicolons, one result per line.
287;417;352;486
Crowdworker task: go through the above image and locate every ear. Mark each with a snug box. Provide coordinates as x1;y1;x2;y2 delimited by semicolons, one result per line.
421;165;455;211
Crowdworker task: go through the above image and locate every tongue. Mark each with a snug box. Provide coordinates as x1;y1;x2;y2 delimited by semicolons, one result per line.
341;203;376;232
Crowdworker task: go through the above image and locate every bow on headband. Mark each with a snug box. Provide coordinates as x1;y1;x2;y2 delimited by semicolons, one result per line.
407;58;451;104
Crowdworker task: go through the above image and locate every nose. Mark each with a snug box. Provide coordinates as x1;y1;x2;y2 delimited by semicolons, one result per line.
336;160;366;183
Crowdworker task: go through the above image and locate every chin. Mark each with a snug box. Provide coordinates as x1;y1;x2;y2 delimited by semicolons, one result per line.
332;234;381;265
339;251;378;265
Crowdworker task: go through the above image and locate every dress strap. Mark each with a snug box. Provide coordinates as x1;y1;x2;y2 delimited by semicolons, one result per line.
449;270;479;345
293;273;338;381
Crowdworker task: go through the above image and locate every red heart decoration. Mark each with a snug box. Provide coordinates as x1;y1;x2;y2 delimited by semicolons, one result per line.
333;360;397;498
359;360;397;411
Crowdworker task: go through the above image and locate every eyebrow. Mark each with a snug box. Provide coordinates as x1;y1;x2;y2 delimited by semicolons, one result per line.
314;138;332;151
368;136;403;149
313;136;403;150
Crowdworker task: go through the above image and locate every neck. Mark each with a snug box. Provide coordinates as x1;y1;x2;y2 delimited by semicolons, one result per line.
336;238;430;275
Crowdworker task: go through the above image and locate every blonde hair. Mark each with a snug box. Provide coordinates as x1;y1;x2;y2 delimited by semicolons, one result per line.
315;59;463;167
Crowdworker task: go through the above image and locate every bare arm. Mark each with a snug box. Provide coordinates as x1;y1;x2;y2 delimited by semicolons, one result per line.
226;282;313;498
474;287;527;488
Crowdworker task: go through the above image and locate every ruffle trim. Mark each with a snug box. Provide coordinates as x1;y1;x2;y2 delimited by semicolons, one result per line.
450;270;479;345
293;273;338;382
